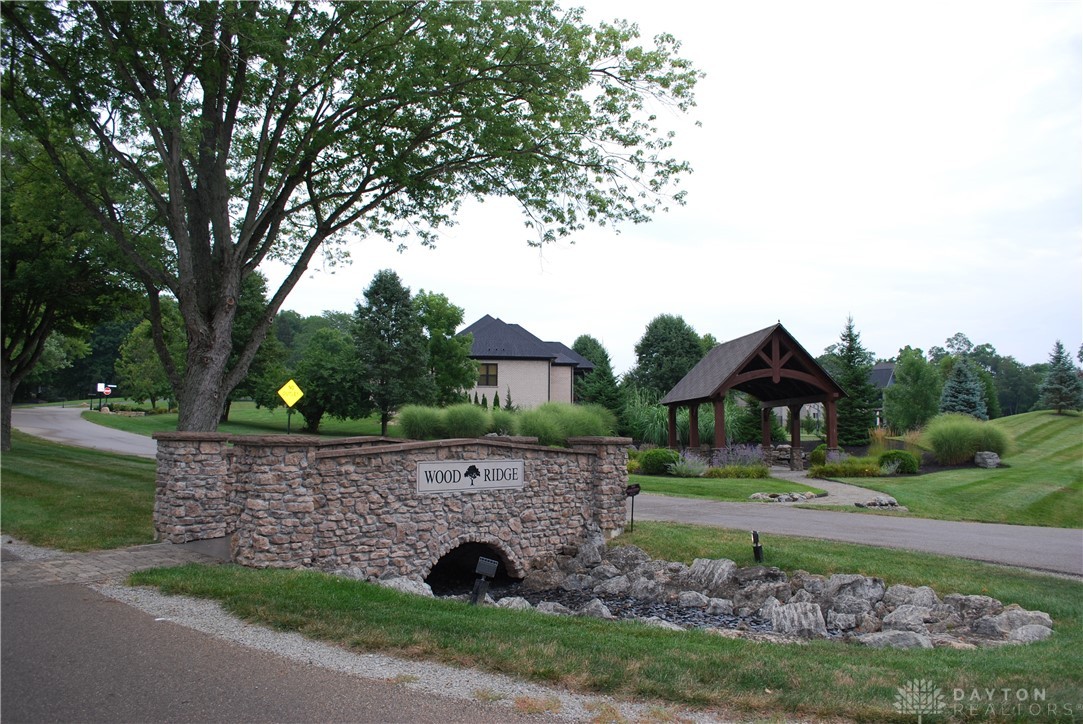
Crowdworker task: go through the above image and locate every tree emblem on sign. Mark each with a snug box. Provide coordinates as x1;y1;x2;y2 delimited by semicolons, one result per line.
464;465;481;485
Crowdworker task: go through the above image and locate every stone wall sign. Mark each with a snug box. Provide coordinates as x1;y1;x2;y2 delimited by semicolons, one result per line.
417;459;526;493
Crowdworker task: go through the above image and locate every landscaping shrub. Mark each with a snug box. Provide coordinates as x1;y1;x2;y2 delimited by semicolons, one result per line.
666;451;709;478
809;443;828;466
924;413;1011;465
626;458;641;474
516;408;564;446
443;403;489;438
810;456;882;478
398;405;446;440
638;448;680;475
710;444;765;467
878;450;919;474
704;464;769;479
488;407;517;436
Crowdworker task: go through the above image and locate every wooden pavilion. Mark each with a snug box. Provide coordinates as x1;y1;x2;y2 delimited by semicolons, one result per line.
660;323;845;468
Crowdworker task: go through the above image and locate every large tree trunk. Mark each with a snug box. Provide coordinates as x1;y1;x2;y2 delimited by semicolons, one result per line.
1;368;14;453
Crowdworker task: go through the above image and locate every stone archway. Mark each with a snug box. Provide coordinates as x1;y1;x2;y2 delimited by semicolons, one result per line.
423;533;527;582
661;323;846;466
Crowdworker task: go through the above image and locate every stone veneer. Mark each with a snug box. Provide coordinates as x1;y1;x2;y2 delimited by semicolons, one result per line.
153;433;630;581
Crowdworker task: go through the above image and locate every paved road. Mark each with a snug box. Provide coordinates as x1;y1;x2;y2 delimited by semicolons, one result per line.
0;567;550;723
635;494;1083;577
11;405;158;458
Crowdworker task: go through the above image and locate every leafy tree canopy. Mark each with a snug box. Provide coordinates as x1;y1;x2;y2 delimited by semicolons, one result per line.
883;346;941;431
626;314;704;398
2;1;700;432
415;290;476;407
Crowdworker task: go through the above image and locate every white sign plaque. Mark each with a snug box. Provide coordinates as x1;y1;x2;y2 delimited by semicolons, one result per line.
417;460;525;493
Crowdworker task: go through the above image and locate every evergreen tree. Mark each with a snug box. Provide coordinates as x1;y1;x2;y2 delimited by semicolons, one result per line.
939;359;988;419
572;334;623;417
353;270;432;435
822;317;879;446
1036;340;1083;414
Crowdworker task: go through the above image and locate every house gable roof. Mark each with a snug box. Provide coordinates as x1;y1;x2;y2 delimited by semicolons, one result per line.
459;315;594;370
660;323;844;407
870;362;896;389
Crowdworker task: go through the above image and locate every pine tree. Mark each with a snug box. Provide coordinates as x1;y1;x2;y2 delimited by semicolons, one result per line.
823;317;879;446
1037;340;1083;414
939;359;988;419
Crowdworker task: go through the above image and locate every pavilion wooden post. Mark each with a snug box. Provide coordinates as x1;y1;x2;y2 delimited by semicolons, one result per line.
825;396;839;452
760;407;773;449
688;404;700;449
713;398;726;449
667;405;678;449
788;403;803;470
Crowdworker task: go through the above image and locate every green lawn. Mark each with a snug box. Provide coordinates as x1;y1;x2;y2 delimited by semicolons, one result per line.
827;411;1083;528
81;400;392;438
132;523;1083;721
0;431;157;550
630;473;824;502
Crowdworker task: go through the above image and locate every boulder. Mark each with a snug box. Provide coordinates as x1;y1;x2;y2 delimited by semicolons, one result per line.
972;606;1053;638
830;594;873;615
1008;625;1054;643
576;598;615;619
606;545;651;572
495;596;533;610
857;630;933;649
591;563;621;581
825;574;886;604
733;581;790;612
683;558;737;595
974;451;1001;469
883;584;940;610
758;597;782;619
706;598;734;616
560;573;595;591
826;611;857;631
593;574;631;596
376;576;434;598
677;590;710;609
573;529;606;568
882;605;933;633
771;602;828;638
640;616;686;631
536;601;573;616
943;594;1003;622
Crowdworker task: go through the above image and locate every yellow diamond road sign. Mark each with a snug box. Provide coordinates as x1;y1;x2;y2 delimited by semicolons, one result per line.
277;379;304;408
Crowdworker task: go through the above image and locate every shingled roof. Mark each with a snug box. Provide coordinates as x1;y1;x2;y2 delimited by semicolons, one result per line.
459;315;594;370
660;323;843;406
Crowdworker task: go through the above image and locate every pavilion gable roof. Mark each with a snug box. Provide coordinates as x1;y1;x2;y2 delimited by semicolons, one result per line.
660;323;844;407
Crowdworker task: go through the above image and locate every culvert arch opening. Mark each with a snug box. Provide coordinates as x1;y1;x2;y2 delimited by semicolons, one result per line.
425;542;521;596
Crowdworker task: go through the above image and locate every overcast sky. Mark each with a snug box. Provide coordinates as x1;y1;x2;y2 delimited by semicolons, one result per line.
266;0;1082;376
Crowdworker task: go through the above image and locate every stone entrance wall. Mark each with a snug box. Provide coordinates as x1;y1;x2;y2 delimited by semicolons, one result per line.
153;433;630;581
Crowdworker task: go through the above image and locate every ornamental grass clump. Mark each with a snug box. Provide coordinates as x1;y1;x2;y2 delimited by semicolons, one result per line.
703;444;769;478
924;413;1011;466
810;455;882;478
397;405;447;440
443;403;490;438
666;451;710;478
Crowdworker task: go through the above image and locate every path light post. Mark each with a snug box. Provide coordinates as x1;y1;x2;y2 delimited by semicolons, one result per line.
470;556;499;605
626;483;641;531
752;530;764;563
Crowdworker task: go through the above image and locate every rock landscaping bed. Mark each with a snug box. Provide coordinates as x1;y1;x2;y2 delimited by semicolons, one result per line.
364;532;1055;650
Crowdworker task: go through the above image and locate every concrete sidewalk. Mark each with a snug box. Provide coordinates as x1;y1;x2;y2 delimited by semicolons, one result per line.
1;538;230;590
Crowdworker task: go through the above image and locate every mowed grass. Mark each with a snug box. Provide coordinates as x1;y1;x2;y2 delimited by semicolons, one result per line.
831;411;1083;528
0;431;156;550
81;400;393;438
630;473;824;502
132;521;1083;721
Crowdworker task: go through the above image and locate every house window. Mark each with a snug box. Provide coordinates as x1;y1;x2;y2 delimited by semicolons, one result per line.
478;363;498;387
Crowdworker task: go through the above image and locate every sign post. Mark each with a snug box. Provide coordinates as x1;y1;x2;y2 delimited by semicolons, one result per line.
277;379;304;433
